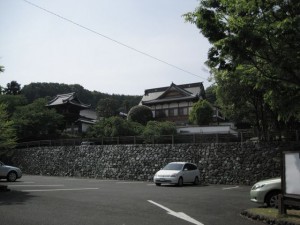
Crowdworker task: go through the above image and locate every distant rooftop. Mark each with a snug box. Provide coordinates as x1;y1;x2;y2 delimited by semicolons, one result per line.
46;92;90;109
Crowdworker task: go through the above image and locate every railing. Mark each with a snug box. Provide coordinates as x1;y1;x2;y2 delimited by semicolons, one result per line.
16;130;299;149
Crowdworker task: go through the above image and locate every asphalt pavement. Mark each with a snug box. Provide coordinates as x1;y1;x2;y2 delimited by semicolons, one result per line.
0;175;263;225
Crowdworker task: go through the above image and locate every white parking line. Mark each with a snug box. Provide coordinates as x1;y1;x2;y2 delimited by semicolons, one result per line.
88;180;116;183
222;186;239;190
116;182;144;184
8;184;64;187
22;188;99;192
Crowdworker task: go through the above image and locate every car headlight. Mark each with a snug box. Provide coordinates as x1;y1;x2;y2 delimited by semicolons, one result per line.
252;184;265;190
170;173;178;177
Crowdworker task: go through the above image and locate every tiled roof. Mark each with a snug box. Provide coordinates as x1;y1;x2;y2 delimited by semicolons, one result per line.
140;82;204;105
46;92;90;108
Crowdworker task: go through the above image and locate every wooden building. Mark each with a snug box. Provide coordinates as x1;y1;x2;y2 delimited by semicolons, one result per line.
46;92;96;133
140;82;205;125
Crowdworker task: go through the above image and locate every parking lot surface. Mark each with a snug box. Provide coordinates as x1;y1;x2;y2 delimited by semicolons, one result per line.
0;175;263;225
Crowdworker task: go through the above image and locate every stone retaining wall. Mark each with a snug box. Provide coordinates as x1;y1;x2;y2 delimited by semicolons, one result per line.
10;142;286;185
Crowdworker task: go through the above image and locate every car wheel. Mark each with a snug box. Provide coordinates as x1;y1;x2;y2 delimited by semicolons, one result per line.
177;177;183;187
7;171;17;182
266;191;280;208
193;177;200;185
155;183;161;186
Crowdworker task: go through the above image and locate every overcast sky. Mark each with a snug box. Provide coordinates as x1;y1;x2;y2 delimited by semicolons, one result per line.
0;0;212;95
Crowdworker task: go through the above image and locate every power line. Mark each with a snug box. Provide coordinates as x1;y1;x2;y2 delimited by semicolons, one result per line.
21;0;206;80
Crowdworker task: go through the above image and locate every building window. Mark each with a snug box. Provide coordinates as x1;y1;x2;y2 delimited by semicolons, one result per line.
156;109;166;118
178;107;188;116
169;108;174;117
169;108;178;117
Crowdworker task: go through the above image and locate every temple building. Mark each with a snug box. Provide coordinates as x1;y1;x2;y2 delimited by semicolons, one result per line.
140;82;205;125
46;92;96;133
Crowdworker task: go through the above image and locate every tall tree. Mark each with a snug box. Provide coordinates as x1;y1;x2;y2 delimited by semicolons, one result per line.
5;81;21;95
0;95;27;117
184;0;300;124
189;100;213;125
0;65;4;94
12;98;64;141
96;98;118;118
0;104;17;149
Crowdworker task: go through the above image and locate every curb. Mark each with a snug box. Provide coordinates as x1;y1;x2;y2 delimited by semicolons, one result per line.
241;210;299;225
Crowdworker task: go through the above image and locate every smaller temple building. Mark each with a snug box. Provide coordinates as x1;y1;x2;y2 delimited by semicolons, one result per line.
140;82;205;125
46;92;96;133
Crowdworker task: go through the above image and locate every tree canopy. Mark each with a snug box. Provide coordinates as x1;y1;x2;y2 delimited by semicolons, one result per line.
127;105;153;125
12;98;64;141
0;104;17;149
189;100;213;125
4;81;21;95
87;116;144;137
96;98;118;118
184;0;300;128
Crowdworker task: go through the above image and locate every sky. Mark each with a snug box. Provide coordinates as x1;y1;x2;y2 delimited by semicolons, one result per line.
0;0;212;96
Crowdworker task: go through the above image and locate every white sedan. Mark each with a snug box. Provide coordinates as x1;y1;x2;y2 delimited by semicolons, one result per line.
153;162;200;186
0;161;22;182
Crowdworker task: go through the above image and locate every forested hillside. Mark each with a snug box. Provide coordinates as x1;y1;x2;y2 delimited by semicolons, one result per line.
21;82;142;112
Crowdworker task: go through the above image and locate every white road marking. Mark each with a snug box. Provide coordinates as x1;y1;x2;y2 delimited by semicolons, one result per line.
22;188;99;192
88;180;116;183
222;186;239;190
8;184;64;187
116;182;144;184
148;200;204;225
64;178;84;181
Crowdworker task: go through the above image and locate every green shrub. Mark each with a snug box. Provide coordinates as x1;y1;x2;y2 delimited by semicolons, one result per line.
189;100;213;125
127;105;153;125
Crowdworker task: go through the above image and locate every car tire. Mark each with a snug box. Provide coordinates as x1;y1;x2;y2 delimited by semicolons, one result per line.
155;183;161;186
193;177;200;185
177;177;183;187
7;171;17;182
265;191;280;208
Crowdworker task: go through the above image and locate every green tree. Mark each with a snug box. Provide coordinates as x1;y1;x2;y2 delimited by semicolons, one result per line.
96;98;118;118
184;0;300;124
205;85;217;105
142;121;177;143
189;100;213;125
0;65;4;94
5;81;21;95
127;105;153;125
12;98;64;141
0;95;27;116
87;117;144;137
0;104;17;149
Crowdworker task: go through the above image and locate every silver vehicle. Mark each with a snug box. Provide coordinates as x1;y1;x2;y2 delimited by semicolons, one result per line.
250;178;281;208
0;161;22;182
153;162;200;186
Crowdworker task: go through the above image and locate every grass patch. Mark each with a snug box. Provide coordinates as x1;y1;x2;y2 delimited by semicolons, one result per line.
242;208;300;225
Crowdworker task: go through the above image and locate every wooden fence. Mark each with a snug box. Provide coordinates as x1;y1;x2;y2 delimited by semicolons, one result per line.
16;130;299;148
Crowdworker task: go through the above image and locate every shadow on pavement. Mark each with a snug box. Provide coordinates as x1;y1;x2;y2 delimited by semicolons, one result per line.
0;189;36;206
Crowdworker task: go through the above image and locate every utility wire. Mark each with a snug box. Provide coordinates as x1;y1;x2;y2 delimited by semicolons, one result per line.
22;0;206;80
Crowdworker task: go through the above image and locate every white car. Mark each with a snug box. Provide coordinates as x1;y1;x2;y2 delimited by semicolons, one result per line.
0;161;22;182
250;178;281;208
153;162;200;186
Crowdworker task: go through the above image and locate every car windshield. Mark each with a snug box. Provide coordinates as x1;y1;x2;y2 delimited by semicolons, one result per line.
163;163;184;171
